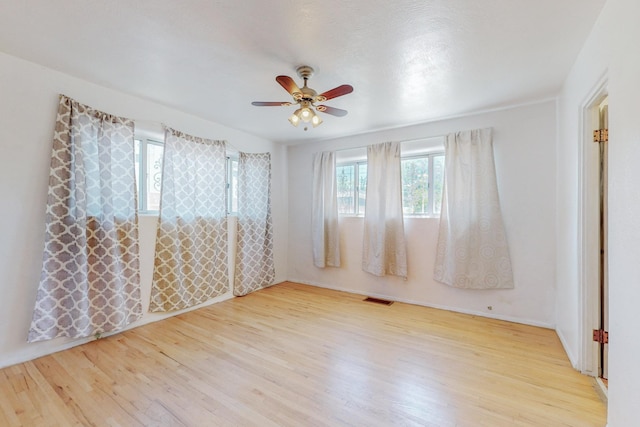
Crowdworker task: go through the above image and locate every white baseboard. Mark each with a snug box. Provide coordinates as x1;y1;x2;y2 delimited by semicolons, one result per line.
556;326;580;370
595;377;608;401
2;279;293;369
288;278;555;329
1;290;236;369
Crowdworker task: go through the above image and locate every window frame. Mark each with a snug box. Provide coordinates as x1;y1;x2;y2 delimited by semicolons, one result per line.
135;136;164;214
336;150;445;218
401;151;445;218
336;160;367;216
135;135;238;216
227;155;239;215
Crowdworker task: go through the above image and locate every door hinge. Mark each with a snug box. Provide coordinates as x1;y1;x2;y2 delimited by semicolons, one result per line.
593;329;609;344
593;129;609;143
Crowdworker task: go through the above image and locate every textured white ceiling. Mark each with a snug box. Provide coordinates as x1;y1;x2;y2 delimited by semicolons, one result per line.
0;0;605;144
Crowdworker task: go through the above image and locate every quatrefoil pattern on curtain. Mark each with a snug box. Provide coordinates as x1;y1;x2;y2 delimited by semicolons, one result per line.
28;95;142;342
149;128;228;311
234;152;275;296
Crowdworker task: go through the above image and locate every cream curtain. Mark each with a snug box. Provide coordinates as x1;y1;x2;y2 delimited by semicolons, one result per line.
150;128;228;311
434;128;514;289
29;95;142;342
234;152;275;296
311;151;341;268
362;141;407;278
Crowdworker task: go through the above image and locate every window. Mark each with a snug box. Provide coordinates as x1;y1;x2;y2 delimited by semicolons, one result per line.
336;150;445;217
337;161;367;215
227;156;239;214
401;153;444;217
134;138;164;212
134;137;238;214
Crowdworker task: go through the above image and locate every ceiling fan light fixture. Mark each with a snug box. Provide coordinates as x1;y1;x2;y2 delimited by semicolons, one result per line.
300;108;313;122
311;113;323;127
288;111;301;127
298;101;314;123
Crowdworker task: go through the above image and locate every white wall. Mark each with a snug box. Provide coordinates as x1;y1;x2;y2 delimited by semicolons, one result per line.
287;100;557;327
556;0;640;425
0;52;288;368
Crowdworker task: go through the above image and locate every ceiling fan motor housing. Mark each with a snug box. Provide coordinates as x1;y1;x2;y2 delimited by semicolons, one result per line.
296;65;315;80
296;66;320;101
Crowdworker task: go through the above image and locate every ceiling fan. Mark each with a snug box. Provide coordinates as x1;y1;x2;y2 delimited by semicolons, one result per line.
251;65;353;129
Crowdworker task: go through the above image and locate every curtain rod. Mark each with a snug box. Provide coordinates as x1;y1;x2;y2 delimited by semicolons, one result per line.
135;119;242;153
331;134;446;154
59;95;246;153
399;135;447;144
330;126;494;155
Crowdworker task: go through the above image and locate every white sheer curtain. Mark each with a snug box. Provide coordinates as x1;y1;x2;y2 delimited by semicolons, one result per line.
234;152;275;296
362;141;407;278
29;95;142;342
312;151;340;268
150;128;228;311
434;128;514;289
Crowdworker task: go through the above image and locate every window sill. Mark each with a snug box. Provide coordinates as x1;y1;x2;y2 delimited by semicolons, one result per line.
404;216;441;220
338;215;440;220
138;213;239;219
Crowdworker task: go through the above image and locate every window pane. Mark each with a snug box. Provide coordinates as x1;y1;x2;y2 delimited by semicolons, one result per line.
433;155;445;215
134;140;141;209
146;143;163;211
336;164;355;214
402;157;429;215
230;158;238;213
357;163;367;215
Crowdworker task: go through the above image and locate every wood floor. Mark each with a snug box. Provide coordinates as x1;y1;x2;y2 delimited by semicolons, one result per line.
0;282;606;426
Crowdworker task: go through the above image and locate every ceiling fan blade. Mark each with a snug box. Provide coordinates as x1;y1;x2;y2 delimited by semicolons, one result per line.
316;105;348;117
251;101;292;106
276;75;301;96
318;84;353;101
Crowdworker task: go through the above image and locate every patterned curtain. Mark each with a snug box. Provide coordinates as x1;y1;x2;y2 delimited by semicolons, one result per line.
362;141;408;278
150;128;228;311
234;152;275;296
28;95;141;342
434;128;514;289
311;151;340;268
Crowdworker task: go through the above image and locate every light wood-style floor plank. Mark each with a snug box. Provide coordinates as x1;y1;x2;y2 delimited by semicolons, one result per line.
0;282;606;426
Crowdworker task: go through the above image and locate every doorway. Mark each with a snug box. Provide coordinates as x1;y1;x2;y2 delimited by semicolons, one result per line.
596;97;608;381
579;82;608;384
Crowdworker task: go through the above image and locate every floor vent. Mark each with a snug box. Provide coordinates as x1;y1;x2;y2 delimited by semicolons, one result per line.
363;297;394;306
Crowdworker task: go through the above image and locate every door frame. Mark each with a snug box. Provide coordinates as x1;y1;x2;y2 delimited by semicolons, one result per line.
578;76;608;376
